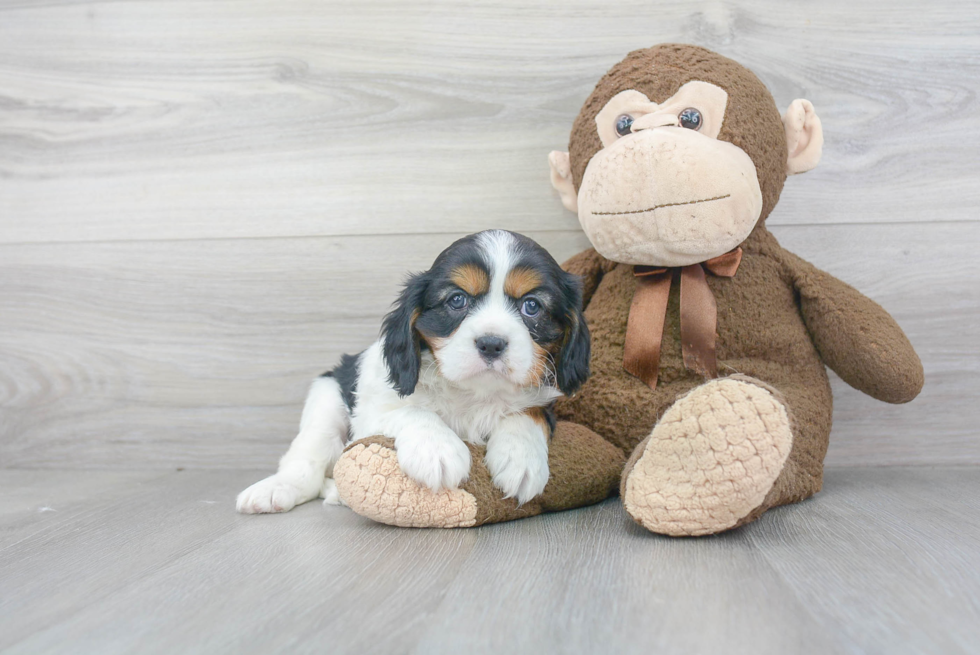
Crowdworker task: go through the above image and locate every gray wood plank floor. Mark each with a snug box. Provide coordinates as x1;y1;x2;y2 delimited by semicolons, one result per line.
1;467;977;655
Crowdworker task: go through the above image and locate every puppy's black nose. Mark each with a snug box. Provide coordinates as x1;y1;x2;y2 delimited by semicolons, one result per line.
476;335;508;360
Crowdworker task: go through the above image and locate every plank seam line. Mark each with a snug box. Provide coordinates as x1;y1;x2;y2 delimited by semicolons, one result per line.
0;219;977;248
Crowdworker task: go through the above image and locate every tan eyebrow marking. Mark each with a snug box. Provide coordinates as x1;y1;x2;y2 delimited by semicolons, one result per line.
449;264;489;296
504;267;543;298
592;194;731;216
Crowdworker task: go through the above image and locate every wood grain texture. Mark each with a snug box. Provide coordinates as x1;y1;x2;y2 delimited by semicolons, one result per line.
0;469;165;549
0;469;246;649
749;467;980;654
0;0;978;244
412;501;847;655
1;470;478;654
1;223;976;469
1;468;978;654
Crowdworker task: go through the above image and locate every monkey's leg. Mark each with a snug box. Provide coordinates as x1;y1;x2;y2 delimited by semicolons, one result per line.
332;422;624;528
620;374;831;536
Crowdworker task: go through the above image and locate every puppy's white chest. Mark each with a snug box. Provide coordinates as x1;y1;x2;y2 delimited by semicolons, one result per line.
420;383;533;444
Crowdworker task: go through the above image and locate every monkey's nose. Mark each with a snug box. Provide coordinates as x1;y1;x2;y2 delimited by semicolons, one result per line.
475;335;508;361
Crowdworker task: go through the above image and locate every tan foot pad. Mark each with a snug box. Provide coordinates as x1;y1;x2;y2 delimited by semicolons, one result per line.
333;423;625;529
622;377;793;537
333;439;478;528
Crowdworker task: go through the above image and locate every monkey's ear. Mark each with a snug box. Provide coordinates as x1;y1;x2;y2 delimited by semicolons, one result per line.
548;151;578;213
783;99;823;175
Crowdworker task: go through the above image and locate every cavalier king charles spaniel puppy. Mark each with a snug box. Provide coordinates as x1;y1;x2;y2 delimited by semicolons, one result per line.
237;230;590;513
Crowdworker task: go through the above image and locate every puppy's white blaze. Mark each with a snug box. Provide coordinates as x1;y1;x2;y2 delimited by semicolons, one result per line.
477;229;517;296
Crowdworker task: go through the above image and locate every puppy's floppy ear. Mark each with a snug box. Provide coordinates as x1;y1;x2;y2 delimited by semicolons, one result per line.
381;272;429;397
555;273;591;395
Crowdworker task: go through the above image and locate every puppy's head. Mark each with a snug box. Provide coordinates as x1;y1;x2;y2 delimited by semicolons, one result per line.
381;230;590;397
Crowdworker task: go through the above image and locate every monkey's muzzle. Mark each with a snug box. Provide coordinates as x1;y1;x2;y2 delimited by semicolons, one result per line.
577;128;763;267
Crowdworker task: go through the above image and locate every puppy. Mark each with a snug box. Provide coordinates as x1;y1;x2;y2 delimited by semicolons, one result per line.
237;230;590;514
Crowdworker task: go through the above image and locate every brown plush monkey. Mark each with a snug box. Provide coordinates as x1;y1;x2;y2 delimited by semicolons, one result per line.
545;43;923;535
334;44;923;535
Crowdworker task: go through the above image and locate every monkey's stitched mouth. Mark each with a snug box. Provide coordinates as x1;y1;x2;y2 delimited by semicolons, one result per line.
591;194;731;216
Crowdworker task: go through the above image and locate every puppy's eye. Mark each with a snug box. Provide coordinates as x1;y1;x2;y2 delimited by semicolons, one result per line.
678;108;702;130
521;298;541;317
615;114;634;137
447;293;468;310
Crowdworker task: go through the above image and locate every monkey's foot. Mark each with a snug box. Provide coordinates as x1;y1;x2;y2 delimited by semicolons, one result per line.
621;376;793;537
333;438;479;528
334;423;625;528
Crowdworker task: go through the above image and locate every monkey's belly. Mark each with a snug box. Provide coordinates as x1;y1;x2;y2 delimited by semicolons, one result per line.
555;263;830;457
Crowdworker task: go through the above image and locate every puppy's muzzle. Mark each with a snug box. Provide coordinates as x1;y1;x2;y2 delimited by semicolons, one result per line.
476;335;508;362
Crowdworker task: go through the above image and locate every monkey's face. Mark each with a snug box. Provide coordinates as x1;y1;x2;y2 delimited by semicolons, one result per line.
549;45;823;268
577;81;762;266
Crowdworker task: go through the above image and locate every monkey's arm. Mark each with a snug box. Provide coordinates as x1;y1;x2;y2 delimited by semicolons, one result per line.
561;248;616;310
783;251;923;403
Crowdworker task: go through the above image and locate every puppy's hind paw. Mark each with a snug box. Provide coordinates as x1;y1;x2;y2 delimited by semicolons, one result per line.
236;475;303;514
321;478;347;507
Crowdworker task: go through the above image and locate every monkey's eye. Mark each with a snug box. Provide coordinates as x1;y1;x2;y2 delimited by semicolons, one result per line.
615;114;634;137
447;293;468;310
678;108;702;130
521;297;541;318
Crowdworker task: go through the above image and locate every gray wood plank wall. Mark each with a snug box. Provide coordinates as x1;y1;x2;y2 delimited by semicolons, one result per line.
1;0;978;469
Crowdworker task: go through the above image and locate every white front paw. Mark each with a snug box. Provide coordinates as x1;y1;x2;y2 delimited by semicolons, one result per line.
237;475;303;514
396;434;472;493
485;427;550;505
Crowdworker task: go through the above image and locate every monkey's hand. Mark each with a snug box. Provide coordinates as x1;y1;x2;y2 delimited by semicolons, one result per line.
785;251;923;403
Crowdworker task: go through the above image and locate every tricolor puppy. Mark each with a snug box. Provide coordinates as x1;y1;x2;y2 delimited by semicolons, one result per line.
237;230;590;514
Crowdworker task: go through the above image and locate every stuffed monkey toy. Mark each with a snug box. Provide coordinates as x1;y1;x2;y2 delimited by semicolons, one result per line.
334;44;923;535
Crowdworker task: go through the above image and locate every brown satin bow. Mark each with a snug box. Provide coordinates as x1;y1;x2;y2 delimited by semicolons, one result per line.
623;247;742;389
